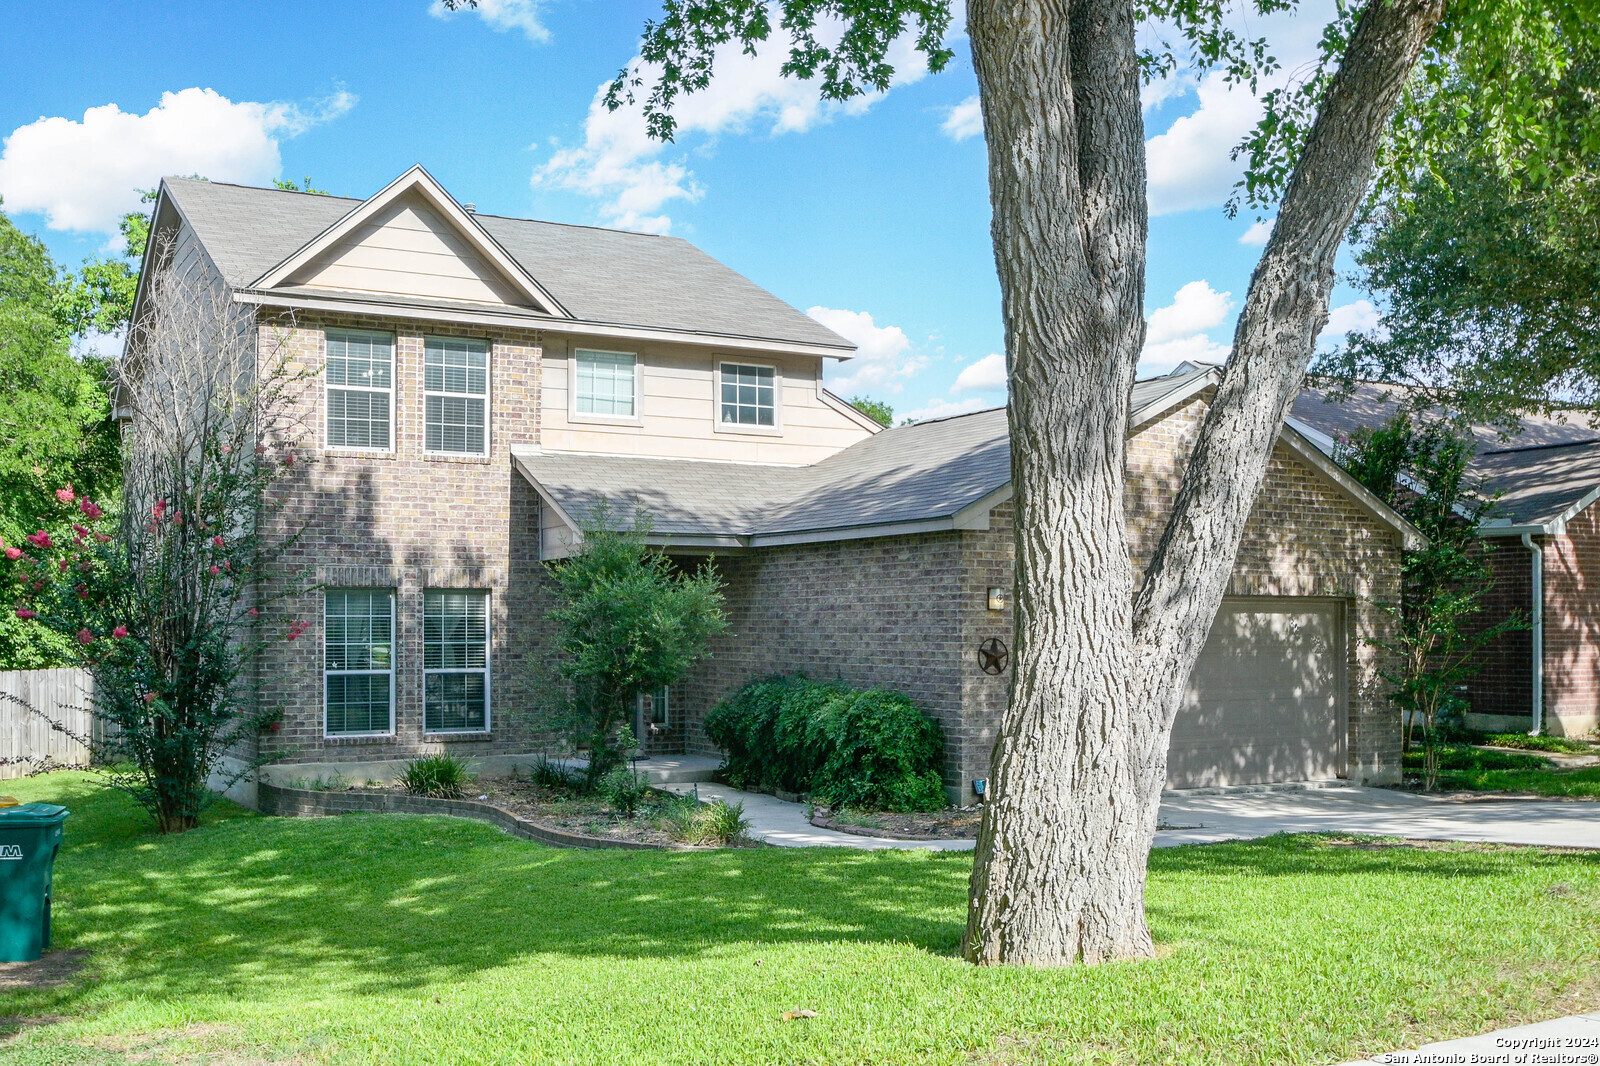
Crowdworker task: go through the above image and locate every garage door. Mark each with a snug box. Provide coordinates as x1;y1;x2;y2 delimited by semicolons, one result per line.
1167;599;1345;789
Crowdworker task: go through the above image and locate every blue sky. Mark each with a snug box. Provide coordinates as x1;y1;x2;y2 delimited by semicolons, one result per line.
0;0;1378;422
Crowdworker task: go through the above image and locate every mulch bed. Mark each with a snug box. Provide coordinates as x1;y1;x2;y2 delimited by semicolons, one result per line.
320;778;755;848
810;806;982;840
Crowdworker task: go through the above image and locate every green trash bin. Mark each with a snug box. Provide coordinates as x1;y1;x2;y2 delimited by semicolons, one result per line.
0;802;68;963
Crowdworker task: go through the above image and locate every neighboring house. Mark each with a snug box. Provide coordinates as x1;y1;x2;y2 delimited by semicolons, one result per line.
1292;382;1600;739
127;166;1419;801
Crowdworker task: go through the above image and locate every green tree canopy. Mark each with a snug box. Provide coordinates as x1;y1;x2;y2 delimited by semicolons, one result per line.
848;396;893;426
1318;35;1600;427
0;203;121;667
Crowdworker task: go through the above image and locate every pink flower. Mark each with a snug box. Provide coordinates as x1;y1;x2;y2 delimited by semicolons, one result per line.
14;609;35;620
79;499;102;520
286;620;309;641
55;485;75;504
76;628;93;645
94;532;111;544
270;721;281;732
247;607;259;617
212;535;225;548
221;444;232;455
209;565;220;576
72;524;90;540
143;692;156;704
172;512;183;525
26;531;51;549
146;521;159;534
4;547;20;561
282;454;296;466
75;583;87;600
112;625;128;639
57;559;69;573
153;500;167;518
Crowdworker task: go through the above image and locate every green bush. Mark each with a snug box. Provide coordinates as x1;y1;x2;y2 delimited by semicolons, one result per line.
401;755;471;799
654;792;750;845
704;676;946;811
599;767;652;817
1478;733;1595;754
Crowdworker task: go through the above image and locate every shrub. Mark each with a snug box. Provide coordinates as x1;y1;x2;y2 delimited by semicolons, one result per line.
401;755;471;798
528;755;582;793
704;675;946;811
600;767;652;817
655;792;749;845
1479;733;1594;754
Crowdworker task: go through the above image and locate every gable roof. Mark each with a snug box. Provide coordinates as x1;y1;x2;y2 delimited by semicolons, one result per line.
516;367;1422;550
253;165;566;315
157;174;854;354
1290;381;1600;532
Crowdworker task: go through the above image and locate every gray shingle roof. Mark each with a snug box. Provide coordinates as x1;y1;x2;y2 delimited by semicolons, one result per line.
1291;382;1600;528
516;369;1213;541
161;177;851;350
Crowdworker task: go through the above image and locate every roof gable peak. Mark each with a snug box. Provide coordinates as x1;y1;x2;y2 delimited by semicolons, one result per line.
249;164;569;316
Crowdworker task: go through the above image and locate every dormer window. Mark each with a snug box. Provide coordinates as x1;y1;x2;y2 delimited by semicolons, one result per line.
425;336;489;455
719;362;777;429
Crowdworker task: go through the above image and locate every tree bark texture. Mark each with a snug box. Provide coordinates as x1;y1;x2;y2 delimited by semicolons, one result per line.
963;0;1445;967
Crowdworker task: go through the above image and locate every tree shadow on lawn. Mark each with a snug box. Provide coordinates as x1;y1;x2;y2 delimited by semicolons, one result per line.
33;779;1599;1011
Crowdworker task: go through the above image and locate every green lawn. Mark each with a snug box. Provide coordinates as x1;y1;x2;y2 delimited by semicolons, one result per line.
1405;745;1600;797
2;772;1598;1066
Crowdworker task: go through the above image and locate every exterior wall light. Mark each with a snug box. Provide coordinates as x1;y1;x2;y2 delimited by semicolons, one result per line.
987;587;1007;611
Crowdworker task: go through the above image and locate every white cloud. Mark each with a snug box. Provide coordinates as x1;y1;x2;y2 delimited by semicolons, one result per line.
941;96;983;141
538;9;930;232
0;87;355;234
952;352;1005;392
902;396;995;423
1140;280;1234;375
1145;73;1263;217
1239;219;1274;246
1319;299;1385;345
428;0;549;42
809;306;928;396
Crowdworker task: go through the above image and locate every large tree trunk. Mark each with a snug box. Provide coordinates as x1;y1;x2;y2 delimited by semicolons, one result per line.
963;0;1446;967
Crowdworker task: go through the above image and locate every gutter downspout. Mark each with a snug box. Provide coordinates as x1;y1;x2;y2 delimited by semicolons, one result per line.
1520;533;1544;736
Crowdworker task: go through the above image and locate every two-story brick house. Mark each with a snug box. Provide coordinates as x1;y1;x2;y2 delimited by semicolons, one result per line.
129;166;1418;802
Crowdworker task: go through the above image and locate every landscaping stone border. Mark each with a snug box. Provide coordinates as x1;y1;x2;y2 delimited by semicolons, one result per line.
257;782;670;850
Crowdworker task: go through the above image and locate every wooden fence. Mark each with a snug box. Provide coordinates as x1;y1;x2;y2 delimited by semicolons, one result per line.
0;668;98;780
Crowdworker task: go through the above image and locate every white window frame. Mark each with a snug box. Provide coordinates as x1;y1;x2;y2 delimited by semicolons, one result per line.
423;335;491;457
423;589;492;735
567;348;643;426
323;589;396;738
714;360;782;435
324;329;395;454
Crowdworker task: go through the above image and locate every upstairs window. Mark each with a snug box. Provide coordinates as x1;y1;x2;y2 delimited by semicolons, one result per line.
424;590;489;733
324;590;394;736
574;349;637;417
719;363;776;427
326;330;393;450
425;336;489;454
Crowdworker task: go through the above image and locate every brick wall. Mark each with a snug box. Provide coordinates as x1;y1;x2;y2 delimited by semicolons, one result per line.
675;395;1406;795
1461;537;1535;726
1545;507;1600;735
255;311;560;765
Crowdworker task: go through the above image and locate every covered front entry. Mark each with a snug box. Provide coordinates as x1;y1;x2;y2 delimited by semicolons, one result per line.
1167;598;1347;788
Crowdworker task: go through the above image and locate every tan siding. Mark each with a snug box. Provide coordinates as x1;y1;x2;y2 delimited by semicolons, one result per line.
541;336;872;464
290;193;528;306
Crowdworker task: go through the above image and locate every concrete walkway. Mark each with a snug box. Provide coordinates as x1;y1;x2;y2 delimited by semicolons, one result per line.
1336;1011;1600;1064
663;778;1600;851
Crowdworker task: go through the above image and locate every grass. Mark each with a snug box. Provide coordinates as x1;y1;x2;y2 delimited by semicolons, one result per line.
1406;745;1600;797
1477;733;1598;756
1;772;1597;1065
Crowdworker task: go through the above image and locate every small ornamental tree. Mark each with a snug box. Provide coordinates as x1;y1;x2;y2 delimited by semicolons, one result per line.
0;245;312;832
545;507;726;785
1338;415;1527;788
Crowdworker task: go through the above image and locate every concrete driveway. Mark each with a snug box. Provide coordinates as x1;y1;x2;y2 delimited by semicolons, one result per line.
1157;784;1600;850
672;780;1599;850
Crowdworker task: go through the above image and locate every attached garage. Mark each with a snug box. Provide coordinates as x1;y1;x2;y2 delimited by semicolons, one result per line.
1168;599;1347;789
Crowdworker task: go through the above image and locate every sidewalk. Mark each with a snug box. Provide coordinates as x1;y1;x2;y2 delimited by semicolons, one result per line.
660;781;975;850
1337;1011;1600;1064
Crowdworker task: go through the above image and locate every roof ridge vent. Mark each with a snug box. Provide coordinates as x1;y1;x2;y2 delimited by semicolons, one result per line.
463;203;477;213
